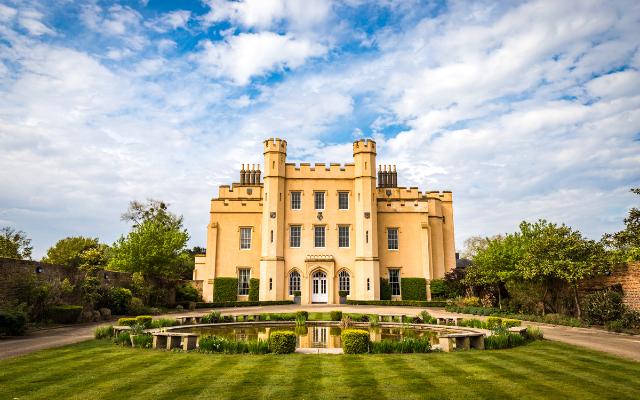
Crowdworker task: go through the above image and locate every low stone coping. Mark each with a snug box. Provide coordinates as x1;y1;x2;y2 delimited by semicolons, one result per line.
440;332;484;338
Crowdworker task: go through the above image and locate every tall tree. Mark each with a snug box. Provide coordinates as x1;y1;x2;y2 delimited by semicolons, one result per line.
121;199;183;230
42;236;108;269
0;226;33;260
603;188;640;262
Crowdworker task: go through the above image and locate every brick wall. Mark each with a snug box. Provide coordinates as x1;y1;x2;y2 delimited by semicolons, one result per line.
580;262;640;311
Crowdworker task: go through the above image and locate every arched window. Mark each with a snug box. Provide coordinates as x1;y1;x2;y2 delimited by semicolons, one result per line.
289;270;301;295
339;270;350;295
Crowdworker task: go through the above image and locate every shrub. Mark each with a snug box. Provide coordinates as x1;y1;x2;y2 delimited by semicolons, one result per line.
605;320;625;332
201;311;221;324
330;311;343;321
346;300;447;307
127;297;145;315
213;278;238;302
176;305;183;311
369;314;379;327
620;310;640;329
584;290;625;325
458;319;487;329
293;291;301;297
198;335;270;354
461;297;482;307
117;317;138;326
0;308;28;336
485;331;526;350
198;335;228;352
48;305;82;324
339;290;348;298
149;318;179;328
525;327;544;340
110;287;132;314
486;317;503;330
135;315;153;327
380;278;391;300
429;279;446;299
340;316;354;328
370;338;432;354
342;329;370;354
420;310;432;324
113;331;131;346
501;318;521;328
265;313;296;321
401;278;427;301
248;278;259;301
295;311;309;320
176;284;200;302
270;331;297;354
196;300;294;308
131;333;153;348
94;325;113;339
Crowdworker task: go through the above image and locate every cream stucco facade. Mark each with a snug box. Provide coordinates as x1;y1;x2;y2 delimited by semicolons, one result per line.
194;138;456;304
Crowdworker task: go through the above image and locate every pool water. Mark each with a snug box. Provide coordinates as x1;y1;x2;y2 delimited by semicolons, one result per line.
177;324;441;349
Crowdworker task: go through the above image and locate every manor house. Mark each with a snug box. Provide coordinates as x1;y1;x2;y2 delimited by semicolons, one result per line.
194;138;455;304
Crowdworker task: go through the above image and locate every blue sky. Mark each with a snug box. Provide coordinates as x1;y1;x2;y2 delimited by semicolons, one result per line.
0;0;639;258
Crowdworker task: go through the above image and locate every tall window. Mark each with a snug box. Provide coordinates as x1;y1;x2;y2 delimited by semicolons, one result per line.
238;268;250;295
240;227;252;249
289;270;301;295
314;226;325;247
338;225;350;248
291;191;301;210
387;228;398;250
389;269;400;296
338;192;349;210
339;270;350;295
314;191;325;210
290;225;301;248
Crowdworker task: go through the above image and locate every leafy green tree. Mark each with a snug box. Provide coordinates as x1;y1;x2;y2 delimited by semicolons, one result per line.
0;226;33;260
42;237;108;269
603;188;640;262
109;200;191;279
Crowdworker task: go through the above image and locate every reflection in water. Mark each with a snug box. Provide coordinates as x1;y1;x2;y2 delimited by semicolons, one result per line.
181;325;440;349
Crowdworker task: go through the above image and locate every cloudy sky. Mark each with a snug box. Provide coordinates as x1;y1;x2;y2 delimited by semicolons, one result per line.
0;0;639;259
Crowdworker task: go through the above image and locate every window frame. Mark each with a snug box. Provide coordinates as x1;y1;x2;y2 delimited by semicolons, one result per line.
338;191;349;210
238;268;251;296
338;270;350;295
289;270;301;295
290;191;302;210
289;225;301;248
338;225;350;248
387;227;399;251
389;268;401;297
314;191;325;210
239;227;252;250
314;225;326;248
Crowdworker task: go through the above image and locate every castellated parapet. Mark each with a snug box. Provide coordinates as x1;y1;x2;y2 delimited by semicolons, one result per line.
353;138;376;155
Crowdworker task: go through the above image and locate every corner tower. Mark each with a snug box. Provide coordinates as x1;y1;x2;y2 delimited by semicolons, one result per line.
260;138;287;300
353;139;380;300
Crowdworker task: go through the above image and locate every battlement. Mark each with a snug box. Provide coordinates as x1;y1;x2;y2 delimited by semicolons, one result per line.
353;138;377;155
285;162;355;179
426;191;453;201
217;184;263;200
263;137;287;154
377;186;425;200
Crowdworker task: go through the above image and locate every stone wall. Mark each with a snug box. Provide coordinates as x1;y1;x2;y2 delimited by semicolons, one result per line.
580;262;640;311
0;257;202;306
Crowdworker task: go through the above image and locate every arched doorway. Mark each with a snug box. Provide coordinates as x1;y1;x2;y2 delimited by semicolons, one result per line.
311;270;328;303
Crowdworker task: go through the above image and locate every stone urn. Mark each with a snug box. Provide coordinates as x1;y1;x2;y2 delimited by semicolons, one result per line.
293;291;301;304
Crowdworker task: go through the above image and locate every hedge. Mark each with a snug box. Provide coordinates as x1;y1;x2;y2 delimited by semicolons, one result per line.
196;300;294;309
117;317;138;326
248;278;260;301
213;278;238;302
48;305;82;324
270;331;297;354
0;308;27;336
401;278;427;301
429;279;446;298
346;300;447;307
380;278;391;300
135;315;153;327
342;329;370;354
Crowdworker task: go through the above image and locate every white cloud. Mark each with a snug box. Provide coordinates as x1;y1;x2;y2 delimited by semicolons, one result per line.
148;10;191;32
195;32;326;84
17;9;54;36
0;3;17;21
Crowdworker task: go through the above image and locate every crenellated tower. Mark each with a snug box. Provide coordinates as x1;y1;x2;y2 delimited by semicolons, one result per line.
353;139;380;300
259;138;287;300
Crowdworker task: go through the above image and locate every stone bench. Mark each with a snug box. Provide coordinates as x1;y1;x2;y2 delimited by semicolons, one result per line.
508;326;528;335
112;325;131;336
232;314;262;322
175;315;204;325
436;317;463;326
377;314;406;323
439;332;485;352
152;332;198;351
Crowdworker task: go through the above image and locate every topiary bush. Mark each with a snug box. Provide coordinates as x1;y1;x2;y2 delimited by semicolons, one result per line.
135;315;153;327
48;305;82;324
501;318;521;328
342;329;370;354
213;278;238;302
380;278;391;300
176;284;200;302
486;317;503;330
584;289;625;325
401;278;427;300
0;308;28;336
117;317;138;326
330;310;343;321
270;331;297;354
248;278;259;301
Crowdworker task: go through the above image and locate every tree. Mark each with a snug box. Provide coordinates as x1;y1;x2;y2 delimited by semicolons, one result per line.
461;235;500;259
41;236;108;269
603;188;640;262
109;200;191;279
0;226;33;260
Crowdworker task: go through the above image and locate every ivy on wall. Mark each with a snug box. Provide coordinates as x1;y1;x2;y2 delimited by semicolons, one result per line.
248;278;259;301
401;278;427;301
380;278;391;300
213;278;238;302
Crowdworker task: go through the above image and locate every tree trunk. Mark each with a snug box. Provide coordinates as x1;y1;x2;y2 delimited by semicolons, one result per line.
573;284;582;319
541;286;548;316
497;285;502;310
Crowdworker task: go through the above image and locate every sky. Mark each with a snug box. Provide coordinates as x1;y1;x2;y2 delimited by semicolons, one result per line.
0;0;639;259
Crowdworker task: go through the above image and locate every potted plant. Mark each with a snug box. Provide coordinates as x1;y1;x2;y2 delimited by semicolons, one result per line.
339;291;348;304
293;291;301;304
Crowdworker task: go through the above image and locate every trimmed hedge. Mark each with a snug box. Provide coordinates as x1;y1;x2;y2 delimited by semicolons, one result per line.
342;329;370;354
380;278;391;300
117;317;138;326
196;300;294;308
330;311;342;321
429;279;447;298
135;315;153;327
0;308;27;336
248;278;260;301
213;278;238;302
401;278;427;301
346;300;447;307
270;331;297;354
48;305;82;324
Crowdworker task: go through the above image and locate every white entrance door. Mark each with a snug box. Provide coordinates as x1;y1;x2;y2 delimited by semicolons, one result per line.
312;271;328;303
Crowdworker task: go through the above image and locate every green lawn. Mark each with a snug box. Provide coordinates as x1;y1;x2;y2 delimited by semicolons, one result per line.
1;340;639;399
